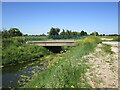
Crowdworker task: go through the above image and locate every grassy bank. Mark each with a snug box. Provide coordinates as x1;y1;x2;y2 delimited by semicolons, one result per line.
112;36;120;42
2;37;51;65
24;37;101;88
100;44;115;54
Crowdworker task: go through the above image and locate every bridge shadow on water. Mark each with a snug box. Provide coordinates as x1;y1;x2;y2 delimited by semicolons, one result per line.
44;46;63;53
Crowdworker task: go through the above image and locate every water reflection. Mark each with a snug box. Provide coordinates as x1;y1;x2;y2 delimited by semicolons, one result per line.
2;58;47;88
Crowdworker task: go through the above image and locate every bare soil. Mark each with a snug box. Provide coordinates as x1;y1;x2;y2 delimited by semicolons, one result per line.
83;42;119;88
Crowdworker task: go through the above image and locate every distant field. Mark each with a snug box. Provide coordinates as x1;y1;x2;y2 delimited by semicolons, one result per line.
98;36;120;42
24;35;87;41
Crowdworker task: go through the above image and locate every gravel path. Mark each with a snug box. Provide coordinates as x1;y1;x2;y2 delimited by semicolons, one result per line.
83;42;119;88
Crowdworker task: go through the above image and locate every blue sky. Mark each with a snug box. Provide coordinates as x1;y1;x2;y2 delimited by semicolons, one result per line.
2;2;118;35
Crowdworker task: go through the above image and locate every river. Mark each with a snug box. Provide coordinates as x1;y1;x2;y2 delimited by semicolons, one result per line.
2;54;58;88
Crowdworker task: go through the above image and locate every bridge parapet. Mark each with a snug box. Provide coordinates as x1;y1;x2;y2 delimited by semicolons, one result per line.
26;40;78;46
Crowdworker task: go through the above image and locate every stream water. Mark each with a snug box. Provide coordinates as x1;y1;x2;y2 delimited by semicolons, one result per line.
2;57;50;88
2;46;65;88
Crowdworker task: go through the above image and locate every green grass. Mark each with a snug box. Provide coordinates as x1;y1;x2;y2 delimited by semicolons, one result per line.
24;36;48;41
112;36;120;42
2;37;51;65
100;44;115;54
24;35;87;41
23;37;101;88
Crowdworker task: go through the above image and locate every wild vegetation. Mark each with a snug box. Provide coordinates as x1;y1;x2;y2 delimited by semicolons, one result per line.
1;27;119;88
24;37;101;88
112;36;120;41
100;36;120;42
100;44;115;54
2;28;23;38
2;37;51;65
24;35;48;41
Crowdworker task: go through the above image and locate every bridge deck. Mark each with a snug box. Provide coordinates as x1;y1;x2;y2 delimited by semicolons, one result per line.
26;40;79;46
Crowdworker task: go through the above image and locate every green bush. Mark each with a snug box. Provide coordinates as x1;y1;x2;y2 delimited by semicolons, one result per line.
2;37;25;49
84;36;101;44
100;44;115;54
2;37;51;65
76;36;101;46
112;36;120;41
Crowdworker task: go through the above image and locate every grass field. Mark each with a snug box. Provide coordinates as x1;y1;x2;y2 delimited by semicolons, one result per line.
99;36;120;42
24;35;87;41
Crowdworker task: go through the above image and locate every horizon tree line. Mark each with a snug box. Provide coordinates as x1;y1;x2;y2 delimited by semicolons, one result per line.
48;27;97;36
1;27;119;38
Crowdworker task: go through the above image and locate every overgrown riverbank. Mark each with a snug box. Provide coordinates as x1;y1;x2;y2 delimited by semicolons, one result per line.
2;37;51;65
2;36;102;88
24;37;101;88
2;53;65;88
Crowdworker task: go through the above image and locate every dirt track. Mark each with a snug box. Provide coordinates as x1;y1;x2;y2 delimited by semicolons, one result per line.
83;42;119;88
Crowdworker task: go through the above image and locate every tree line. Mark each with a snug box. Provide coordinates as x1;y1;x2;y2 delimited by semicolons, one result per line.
48;27;87;36
1;27;119;38
48;27;120;36
48;27;99;36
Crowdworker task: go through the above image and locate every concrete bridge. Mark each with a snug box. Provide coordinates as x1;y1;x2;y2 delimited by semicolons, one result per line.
26;40;79;46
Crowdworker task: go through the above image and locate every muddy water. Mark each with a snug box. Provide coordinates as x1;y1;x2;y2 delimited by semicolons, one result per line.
2;55;54;88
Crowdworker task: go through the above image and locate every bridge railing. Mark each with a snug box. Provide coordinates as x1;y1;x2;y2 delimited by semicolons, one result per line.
24;35;87;41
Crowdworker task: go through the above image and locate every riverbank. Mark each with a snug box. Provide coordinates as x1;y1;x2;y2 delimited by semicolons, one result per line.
2;36;73;88
2;36;101;88
23;37;101;88
2;53;66;88
2;37;51;65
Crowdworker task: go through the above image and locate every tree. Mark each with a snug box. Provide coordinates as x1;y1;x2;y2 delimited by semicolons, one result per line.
66;30;70;35
8;28;23;37
48;27;60;35
23;34;28;36
103;34;105;36
90;32;99;36
2;28;23;38
2;30;10;38
60;29;65;35
40;33;46;36
72;31;78;35
80;30;87;36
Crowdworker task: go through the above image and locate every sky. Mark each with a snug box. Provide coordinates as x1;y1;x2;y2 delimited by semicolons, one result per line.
2;2;118;35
